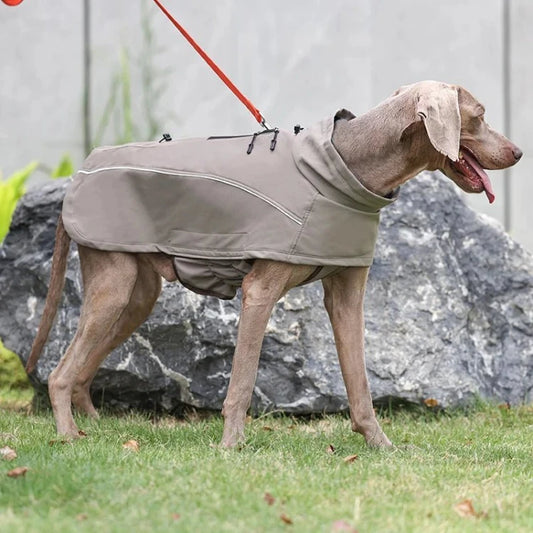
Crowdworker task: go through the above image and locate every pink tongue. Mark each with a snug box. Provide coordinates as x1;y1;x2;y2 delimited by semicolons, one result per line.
463;150;495;204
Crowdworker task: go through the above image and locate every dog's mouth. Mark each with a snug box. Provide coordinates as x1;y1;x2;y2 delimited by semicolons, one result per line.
450;147;495;204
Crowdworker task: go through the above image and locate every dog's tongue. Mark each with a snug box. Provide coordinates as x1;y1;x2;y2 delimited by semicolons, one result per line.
462;150;495;204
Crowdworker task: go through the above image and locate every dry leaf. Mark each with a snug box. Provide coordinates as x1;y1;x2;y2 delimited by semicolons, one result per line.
280;513;293;525
122;440;140;452
424;398;439;408
498;402;511;410
7;466;29;478
171;513;181;521
326;444;336;454
454;499;476;517
343;454;359;464
78;430;88;437
331;520;358;532
264;492;276;506
0;446;17;461
262;426;274;432
453;499;487;519
76;514;88;521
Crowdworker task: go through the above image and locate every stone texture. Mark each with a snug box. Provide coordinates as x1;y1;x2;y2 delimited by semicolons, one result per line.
0;174;531;413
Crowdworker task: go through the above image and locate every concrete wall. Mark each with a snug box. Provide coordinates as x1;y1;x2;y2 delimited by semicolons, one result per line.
1;0;531;250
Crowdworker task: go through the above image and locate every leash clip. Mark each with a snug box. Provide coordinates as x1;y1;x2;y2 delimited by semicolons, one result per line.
261;118;272;130
159;133;172;143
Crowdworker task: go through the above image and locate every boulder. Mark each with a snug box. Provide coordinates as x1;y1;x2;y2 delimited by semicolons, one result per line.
0;174;531;412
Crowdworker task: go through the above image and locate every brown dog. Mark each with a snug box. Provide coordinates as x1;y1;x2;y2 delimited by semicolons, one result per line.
26;81;522;447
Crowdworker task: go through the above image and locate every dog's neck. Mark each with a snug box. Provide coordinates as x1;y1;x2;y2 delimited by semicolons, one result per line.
332;95;442;197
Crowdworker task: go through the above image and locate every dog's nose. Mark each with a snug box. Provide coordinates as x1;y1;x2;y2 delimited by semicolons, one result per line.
512;146;523;161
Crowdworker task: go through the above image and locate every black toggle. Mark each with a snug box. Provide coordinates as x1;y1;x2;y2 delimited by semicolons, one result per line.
270;128;279;151
159;133;172;142
247;132;259;154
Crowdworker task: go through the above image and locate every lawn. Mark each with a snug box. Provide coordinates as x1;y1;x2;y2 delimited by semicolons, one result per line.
1;396;531;533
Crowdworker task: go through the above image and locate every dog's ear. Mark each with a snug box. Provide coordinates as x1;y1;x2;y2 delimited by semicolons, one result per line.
416;85;460;162
334;109;356;121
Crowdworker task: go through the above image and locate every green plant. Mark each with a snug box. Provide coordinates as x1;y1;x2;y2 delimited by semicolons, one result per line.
0;338;31;392
0;155;74;244
92;47;135;147
0;162;38;242
50;154;74;179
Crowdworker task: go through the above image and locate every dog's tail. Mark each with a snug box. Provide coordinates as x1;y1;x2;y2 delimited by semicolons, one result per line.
26;214;71;374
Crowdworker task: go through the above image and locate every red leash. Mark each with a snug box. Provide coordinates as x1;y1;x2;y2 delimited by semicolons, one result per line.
152;0;272;129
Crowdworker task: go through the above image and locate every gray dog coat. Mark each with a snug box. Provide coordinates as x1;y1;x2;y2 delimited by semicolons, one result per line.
62;110;399;299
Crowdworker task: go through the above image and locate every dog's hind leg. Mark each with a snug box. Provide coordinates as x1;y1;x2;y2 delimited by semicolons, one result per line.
48;248;139;437
71;256;162;418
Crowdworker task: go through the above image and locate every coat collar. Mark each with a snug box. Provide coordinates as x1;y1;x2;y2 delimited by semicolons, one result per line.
292;110;399;212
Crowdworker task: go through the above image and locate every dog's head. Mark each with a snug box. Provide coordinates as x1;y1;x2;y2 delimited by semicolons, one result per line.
393;81;522;203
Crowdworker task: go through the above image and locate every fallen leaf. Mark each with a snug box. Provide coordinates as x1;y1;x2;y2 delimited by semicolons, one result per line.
122;440;140;452
326;444;336;454
454;499;476;517
280;513;293;525
0;446;17;461
7;466;29;478
171;513;181;521
343;454;359;464
331;520;358;532
498;402;511;410
78;430;88;437
424;398;439;408
453;499;487;519
264;492;276;506
76;513;88;521
262;426;274;431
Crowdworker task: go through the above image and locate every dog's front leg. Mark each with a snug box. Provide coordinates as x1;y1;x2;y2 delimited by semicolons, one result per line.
221;260;314;448
322;267;392;447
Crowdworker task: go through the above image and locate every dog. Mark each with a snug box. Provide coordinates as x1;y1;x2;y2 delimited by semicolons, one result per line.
26;81;522;447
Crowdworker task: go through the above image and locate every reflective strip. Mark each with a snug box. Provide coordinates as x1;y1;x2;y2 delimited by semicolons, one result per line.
78;166;303;226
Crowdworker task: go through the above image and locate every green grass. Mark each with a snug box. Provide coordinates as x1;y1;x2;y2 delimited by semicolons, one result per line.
0;404;532;533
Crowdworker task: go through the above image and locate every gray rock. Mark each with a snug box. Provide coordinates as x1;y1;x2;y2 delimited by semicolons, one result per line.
0;174;531;412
